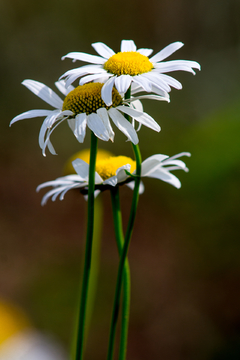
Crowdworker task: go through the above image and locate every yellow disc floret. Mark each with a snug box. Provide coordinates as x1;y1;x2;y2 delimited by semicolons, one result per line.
62;83;122;115
64;148;114;175
64;149;136;181
96;155;136;181
104;51;153;76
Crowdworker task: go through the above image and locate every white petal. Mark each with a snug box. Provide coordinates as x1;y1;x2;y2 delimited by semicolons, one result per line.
129;98;143;112
137;48;153;56
158;73;182;89
91;42;115;58
117;106;160;132
115;75;132;94
80;73;109;85
103;164;131;187
126;181;145;194
87;113;110;141
155;60;201;74
38;111;61;148
140;73;171;92
55;80;74;96
121;40;137;52
22;80;63;109
96;108;115;141
108;108;138;144
10;109;53;125
149;169;182;188
62;51;106;64
74;113;87;142
140;156;169;176
101;76;116;106
150;41;184;63
127;93;170;103
72;158;89;180
132;75;152;92
61;64;105;78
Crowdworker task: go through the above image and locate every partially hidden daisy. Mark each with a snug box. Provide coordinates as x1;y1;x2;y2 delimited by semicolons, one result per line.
10;80;167;156
37;149;191;205
61;40;201;105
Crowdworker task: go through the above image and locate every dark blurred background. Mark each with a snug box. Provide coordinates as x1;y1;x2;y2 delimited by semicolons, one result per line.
1;0;240;359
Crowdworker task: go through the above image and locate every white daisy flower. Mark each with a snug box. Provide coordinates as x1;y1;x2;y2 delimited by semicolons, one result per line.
61;40;201;105
37;150;191;205
10;80;167;156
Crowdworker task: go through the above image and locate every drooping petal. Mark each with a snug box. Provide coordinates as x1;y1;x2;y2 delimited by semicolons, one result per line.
62;52;106;64
91;42;115;59
80;73;109;85
74;113;87;143
10;109;53;126
55;80;74;96
101;76;116;106
116;105;160;132
150;42;184;63
147;168;182;188
140;156;169;176
87;113;110;141
132;75;153;92
72;158;89;181
140;73;171;92
108;108;138;144
114;75;132;94
96;108;115;141
121;40;137;52
22;80;63;109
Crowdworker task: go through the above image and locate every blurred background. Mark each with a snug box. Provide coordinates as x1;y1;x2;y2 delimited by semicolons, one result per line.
1;0;240;359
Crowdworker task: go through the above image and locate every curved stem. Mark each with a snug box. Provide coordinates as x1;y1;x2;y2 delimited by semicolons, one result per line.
107;88;142;360
75;132;98;360
110;187;131;360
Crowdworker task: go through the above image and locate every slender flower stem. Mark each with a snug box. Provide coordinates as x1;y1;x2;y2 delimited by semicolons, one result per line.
75;132;98;360
110;187;131;360
107;88;142;360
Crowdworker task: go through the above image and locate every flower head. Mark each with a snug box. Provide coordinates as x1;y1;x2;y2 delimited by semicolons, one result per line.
10;80;165;155
61;40;200;105
37;149;191;205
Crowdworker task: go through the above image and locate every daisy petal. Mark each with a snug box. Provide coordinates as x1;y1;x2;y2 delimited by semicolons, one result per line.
115;75;132;94
87;113;110;141
117;106;160;132
74;113;87;143
137;48;153;56
150;41;184;63
72;158;89;181
126;181;145;194
121;40;137;52
80;73;109;85
108;108;139;144
22;80;63;109
101;76;116;106
133;76;153;92
62;52;106;64
55;80;74;96
10;109;53;126
96;108;115;141
92;42;115;58
155;60;201;74
147;168;182;188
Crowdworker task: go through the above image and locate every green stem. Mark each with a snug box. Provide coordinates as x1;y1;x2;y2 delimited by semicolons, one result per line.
107;88;142;360
110;187;131;360
75;132;98;360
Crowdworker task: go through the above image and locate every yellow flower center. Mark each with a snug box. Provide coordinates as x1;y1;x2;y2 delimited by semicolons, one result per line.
96;156;136;180
64;149;136;181
62;83;122;115
104;51;153;76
